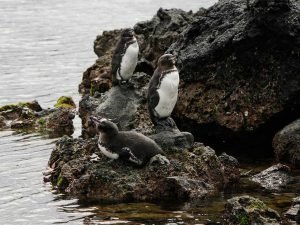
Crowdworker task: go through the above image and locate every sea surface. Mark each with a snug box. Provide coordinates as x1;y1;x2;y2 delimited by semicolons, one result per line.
0;0;220;224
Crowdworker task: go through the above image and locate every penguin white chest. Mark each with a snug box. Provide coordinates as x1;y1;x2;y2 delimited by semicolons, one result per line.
98;136;119;160
119;41;139;81
155;71;179;118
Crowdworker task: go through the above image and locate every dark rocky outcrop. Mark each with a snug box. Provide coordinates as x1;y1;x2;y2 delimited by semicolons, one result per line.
134;8;198;71
0;99;75;137
251;163;292;191
54;0;300;205
46;136;239;202
273;119;300;168
167;0;300;149
78;0;300;156
223;195;282;225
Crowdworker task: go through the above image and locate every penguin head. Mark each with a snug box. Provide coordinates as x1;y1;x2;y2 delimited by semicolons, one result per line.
157;54;176;70
121;28;135;39
90;116;119;136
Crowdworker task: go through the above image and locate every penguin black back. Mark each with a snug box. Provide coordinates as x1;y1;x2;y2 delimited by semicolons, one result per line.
91;116;165;166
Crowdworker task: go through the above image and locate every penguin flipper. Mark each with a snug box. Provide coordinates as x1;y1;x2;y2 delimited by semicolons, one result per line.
147;89;160;124
119;147;143;166
111;40;127;84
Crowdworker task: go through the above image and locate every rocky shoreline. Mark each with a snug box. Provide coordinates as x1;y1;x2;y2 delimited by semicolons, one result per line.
1;0;299;224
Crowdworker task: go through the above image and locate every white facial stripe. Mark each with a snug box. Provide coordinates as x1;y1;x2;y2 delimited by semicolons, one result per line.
98;142;119;159
100;118;107;122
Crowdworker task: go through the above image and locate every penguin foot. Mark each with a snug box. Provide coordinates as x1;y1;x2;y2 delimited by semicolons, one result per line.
119;147;143;166
90;153;100;162
149;154;170;167
119;80;134;89
155;117;179;132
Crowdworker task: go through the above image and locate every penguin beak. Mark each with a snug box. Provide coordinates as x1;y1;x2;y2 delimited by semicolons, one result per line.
171;55;177;63
89;116;102;126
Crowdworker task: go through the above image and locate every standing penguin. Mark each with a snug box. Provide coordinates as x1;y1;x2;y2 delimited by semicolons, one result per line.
111;28;139;86
147;54;179;129
90;116;168;166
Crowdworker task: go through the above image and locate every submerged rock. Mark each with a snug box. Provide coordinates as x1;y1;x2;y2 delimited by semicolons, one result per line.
251;163;291;191
285;196;300;223
223;195;282;225
273;119;300;168
0;99;75;137
46;136;240;202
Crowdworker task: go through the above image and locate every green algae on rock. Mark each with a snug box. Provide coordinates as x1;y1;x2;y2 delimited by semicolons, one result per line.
0;99;75;137
54;96;76;109
223;195;282;225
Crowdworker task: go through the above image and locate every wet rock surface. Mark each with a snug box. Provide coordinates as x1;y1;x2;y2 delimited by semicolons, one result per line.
273;119;300;168
46;136;239;202
223;195;282;225
251;163;292;191
0;99;75;137
285;196;300;223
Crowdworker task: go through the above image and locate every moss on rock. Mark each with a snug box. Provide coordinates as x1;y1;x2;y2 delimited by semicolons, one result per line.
54;96;76;109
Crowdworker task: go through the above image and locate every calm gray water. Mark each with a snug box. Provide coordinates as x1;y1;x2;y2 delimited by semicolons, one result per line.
0;0;217;224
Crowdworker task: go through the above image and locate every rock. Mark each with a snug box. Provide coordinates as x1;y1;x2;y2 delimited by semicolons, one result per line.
285;196;300;223
134;8;197;71
149;130;194;152
0;99;75;137
218;152;240;187
166;0;300;148
54;96;76;109
46;137;240;202
251;163;291;191
148;154;170;167
155;176;214;200
223;195;282;225
79;72;150;137
43;108;75;137
273;119;300;168
0;116;5;128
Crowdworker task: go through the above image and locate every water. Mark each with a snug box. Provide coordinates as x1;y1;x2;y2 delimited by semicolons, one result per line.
0;0;220;224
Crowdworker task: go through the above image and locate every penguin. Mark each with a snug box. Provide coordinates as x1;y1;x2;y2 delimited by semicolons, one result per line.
147;54;179;128
90;116;167;166
111;28;139;86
